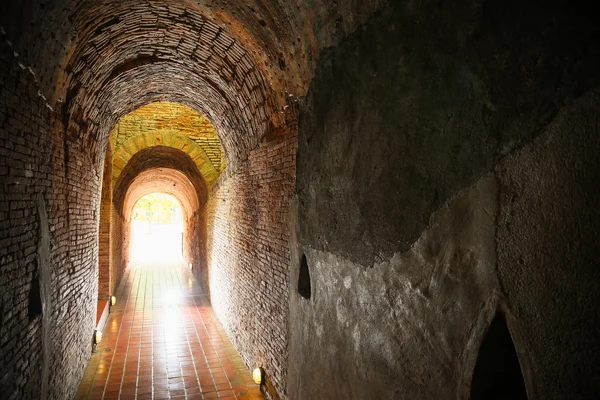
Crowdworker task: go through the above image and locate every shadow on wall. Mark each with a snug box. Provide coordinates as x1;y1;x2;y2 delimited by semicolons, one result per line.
470;312;528;400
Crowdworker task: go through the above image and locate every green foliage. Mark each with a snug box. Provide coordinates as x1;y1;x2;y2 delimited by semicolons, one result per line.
133;193;182;224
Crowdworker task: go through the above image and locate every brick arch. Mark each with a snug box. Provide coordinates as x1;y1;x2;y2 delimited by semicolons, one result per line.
91;69;240;167
57;0;286;168
87;60;254;163
112;132;219;189
113;146;208;219
122;168;199;222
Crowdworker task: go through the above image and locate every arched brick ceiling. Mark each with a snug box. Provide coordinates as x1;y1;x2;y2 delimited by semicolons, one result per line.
113;147;208;218
2;0;382;168
90;67;241;166
111;102;224;188
121;168;199;222
58;0;282;168
2;0;381;104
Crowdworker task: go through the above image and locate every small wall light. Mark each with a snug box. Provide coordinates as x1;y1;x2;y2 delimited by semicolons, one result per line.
253;367;264;385
189;263;193;270
94;329;103;344
111;295;116;306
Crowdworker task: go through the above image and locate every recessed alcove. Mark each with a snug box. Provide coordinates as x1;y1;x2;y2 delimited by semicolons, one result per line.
298;253;312;299
470;313;528;400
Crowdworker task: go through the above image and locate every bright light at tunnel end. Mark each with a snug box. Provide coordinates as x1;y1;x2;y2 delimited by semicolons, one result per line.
130;193;184;262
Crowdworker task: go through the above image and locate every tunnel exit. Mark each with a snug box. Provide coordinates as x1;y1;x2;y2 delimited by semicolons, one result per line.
130;193;184;262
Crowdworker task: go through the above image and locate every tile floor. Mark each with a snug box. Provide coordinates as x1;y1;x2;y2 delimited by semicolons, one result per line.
75;261;264;400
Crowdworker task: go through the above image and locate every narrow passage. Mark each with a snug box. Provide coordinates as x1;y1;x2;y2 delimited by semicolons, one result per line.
76;261;264;400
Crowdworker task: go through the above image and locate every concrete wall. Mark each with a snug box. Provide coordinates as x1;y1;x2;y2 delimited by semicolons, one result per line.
292;1;600;399
496;90;600;399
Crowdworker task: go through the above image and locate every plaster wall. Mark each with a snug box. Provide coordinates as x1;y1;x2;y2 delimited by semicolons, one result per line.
292;1;600;398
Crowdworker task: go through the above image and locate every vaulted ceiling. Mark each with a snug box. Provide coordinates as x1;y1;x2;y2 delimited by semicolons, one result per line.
0;0;380;166
110;102;224;191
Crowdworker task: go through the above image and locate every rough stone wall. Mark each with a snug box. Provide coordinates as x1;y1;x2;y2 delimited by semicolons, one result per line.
206;133;297;399
293;1;600;399
0;35;99;399
291;175;501;400
495;90;600;400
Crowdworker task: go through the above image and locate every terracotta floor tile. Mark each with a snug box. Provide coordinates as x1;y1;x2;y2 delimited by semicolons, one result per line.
186;386;202;394
201;385;217;394
170;388;186;396
218;389;237;397
76;260;264;400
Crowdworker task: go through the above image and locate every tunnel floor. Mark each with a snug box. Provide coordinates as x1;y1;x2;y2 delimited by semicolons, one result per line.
75;260;264;400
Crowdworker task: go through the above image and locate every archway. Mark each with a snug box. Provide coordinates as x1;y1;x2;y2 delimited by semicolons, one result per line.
108;112;215;291
470;313;528;400
121;167;203;267
130;193;184;262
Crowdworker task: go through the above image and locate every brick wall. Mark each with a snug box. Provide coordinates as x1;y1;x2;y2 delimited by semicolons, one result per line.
98;141;127;301
206;133;297;399
98;144;112;299
185;210;209;292
0;36;100;399
110;207;126;297
117;215;129;279
110;102;225;175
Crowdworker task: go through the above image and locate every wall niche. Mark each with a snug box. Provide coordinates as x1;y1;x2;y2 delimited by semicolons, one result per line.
470;313;528;400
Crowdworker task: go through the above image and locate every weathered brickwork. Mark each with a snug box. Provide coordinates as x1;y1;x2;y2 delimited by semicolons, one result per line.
98;139;128;302
113;147;208;215
57;1;278;171
98;144;112;299
0;38;50;400
185;211;209;293
110;102;225;175
1;0;382;129
206;132;297;400
109;205;125;299
0;35;100;399
112;132;220;192
117;217;130;277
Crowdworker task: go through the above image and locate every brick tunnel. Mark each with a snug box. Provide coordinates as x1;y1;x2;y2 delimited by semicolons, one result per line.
1;1;599;400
